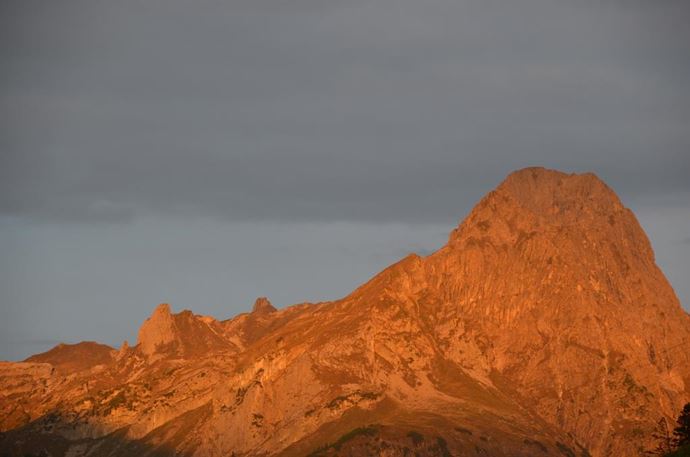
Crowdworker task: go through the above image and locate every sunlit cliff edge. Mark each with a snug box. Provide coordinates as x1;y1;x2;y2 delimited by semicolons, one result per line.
1;167;689;457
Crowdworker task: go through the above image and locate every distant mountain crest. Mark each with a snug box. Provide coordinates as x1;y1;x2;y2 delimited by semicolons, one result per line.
2;167;688;457
252;297;276;314
136;303;176;357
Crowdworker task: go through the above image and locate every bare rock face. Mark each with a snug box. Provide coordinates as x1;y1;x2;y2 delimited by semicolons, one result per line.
137;303;177;358
1;167;689;457
408;167;690;455
24;342;116;373
252;297;276;315
137;303;238;360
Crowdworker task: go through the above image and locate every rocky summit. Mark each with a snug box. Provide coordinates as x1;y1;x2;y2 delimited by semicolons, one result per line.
1;167;688;457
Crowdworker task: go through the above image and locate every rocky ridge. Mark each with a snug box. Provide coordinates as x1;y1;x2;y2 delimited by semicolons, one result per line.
1;167;689;457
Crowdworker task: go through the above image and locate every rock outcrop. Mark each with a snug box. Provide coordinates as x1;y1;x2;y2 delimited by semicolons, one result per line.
1;167;688;457
24;341;116;373
137;303;238;360
251;297;276;315
137;303;177;358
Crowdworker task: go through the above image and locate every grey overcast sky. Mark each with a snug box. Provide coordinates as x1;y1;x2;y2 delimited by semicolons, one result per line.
1;0;689;360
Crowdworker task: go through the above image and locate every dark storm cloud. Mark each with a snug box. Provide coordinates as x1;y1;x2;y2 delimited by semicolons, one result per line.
2;0;689;225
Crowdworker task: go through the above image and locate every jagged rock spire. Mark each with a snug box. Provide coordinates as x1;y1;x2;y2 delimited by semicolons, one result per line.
252;297;276;314
136;303;176;357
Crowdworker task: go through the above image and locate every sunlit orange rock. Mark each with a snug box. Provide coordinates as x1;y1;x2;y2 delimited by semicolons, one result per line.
1;167;688;456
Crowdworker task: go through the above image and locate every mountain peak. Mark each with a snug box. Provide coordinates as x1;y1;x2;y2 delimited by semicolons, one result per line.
496;167;622;216
3;167;689;457
448;167;628;246
137;303;177;357
252;296;276;314
24;341;115;372
152;302;172;316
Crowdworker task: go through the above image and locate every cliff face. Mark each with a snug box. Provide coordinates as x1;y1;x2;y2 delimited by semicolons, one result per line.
1;167;688;457
378;168;690;455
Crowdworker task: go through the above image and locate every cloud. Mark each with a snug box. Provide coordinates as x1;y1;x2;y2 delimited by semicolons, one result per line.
1;0;689;225
1;338;63;346
1;0;690;361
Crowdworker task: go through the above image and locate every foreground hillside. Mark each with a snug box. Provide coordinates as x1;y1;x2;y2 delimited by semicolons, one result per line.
1;167;689;457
